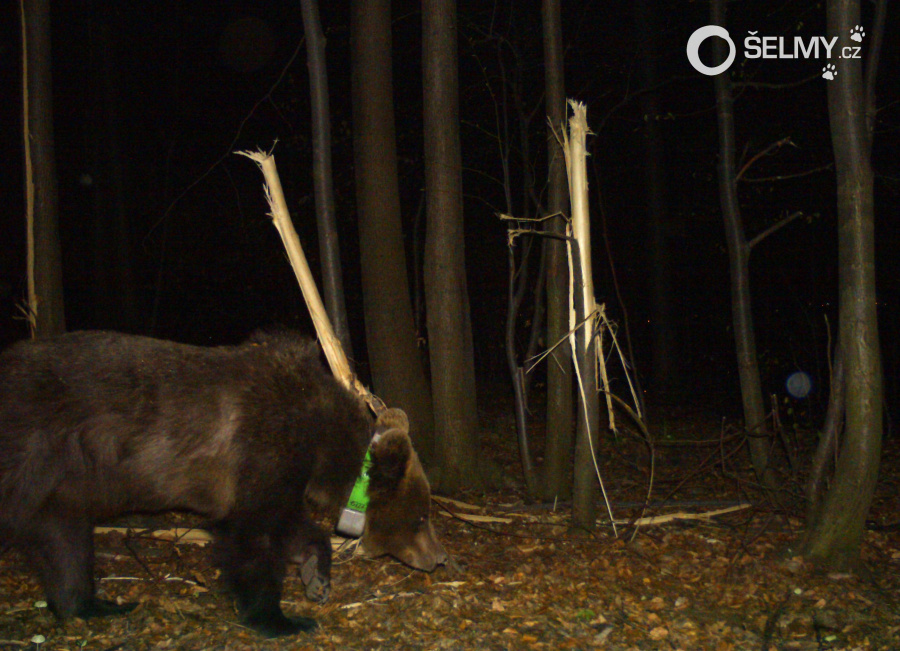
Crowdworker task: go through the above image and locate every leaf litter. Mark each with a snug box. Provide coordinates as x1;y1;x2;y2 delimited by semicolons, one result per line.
1;406;899;650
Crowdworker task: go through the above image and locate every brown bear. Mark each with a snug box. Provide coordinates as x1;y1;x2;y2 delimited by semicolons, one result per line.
0;331;446;638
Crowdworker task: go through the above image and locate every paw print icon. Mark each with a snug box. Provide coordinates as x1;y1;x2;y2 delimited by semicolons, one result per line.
850;25;865;42
822;63;837;80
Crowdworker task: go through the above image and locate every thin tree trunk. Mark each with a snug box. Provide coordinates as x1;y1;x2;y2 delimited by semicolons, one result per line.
712;0;774;490
803;0;883;571
423;0;482;490
634;0;674;403
499;42;539;496
351;0;435;461
540;0;574;502
522;231;547;405
301;0;353;358
22;0;65;338
806;343;844;522
88;12;136;331
506;244;536;496
523;240;547;379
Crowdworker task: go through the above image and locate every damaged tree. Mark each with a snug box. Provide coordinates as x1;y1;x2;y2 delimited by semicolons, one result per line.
564;102;605;530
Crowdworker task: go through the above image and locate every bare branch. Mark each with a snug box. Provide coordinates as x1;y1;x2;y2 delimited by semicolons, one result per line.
736;137;794;183
742;163;834;183
747;211;804;251
732;71;821;90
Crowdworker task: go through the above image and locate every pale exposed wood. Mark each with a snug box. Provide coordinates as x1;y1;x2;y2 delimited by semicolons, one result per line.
94;526;213;546
20;1;37;337
613;503;752;527
563;101;595;355
431;495;481;511
562;103;613;532
93;526;353;549
436;512;513;525
237;149;384;414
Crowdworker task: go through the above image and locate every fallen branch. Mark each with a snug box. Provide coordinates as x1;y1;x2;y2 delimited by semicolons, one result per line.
432;495;482;511
93;526;352;550
613;503;752;527
437;512;513;525
94;526;213;546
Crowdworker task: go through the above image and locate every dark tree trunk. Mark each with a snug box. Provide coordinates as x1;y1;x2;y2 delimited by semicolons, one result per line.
539;0;574;502
803;0;883;571
87;12;137;332
422;0;482;490
351;0;435;461
711;0;774;490
301;0;353;358
506;243;537;497
22;0;65;338
634;0;674;402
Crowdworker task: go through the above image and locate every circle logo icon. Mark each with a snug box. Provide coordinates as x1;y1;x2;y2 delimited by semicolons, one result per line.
686;26;735;76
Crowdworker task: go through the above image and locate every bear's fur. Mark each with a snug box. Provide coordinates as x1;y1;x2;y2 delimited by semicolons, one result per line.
0;331;446;638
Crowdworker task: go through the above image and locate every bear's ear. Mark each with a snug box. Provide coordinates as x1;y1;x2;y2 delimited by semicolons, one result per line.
368;409;412;491
373;408;409;439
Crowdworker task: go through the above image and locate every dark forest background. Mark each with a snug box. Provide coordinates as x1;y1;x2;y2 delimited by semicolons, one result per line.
1;0;898;423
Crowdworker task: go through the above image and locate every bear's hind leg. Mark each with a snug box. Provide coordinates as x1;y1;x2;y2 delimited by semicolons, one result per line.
216;524;316;638
25;513;136;619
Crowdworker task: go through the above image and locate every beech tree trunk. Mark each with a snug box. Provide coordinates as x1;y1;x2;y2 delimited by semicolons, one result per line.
351;0;435;461
540;0;574;502
803;0;883;571
422;0;482;490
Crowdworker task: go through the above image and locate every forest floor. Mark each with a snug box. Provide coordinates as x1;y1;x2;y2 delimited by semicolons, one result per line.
1;403;899;650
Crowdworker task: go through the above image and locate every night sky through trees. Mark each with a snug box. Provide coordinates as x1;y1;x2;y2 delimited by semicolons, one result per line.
1;0;898;421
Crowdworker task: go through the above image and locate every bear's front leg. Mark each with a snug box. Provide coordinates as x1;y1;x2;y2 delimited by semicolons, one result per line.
292;521;333;603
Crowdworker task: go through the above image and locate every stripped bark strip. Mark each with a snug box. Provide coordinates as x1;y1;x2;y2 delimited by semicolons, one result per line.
237;148;385;415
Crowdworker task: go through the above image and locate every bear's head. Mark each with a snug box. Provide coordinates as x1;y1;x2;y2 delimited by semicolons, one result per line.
362;408;447;571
